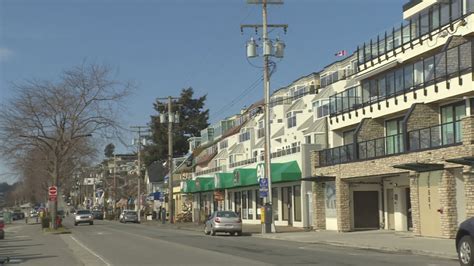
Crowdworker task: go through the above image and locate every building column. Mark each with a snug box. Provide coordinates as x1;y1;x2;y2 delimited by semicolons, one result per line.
409;173;421;235
439;169;458;239
312;182;326;230
336;177;350;232
464;166;474;218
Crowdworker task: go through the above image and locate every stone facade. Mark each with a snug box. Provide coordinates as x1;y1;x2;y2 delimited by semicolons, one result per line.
355;118;384;143
336;177;350;232
439;168;459;239
409;173;421;235
464;166;474;218
312;182;326;230
404;103;439;132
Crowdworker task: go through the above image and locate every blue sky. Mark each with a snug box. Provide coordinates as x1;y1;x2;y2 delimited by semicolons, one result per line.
0;0;406;183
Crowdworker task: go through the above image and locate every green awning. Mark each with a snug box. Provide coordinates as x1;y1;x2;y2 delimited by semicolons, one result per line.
182;179;196;193
233;168;258;187
271;161;301;183
198;178;215;192
216;172;234;189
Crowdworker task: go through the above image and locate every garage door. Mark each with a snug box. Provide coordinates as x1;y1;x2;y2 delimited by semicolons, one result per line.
354;191;379;229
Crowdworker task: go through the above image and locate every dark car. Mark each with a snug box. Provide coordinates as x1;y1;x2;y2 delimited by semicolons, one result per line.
12;212;24;220
92;211;103;220
456;217;474;266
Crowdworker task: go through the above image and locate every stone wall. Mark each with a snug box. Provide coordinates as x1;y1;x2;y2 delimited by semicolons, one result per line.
439;168;458;238
312;182;326;230
336;177;351;232
404;103;439;132
464;166;474;218
409;174;421;235
355;118;385;143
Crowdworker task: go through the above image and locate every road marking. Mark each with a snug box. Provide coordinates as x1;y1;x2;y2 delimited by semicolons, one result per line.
70;236;111;266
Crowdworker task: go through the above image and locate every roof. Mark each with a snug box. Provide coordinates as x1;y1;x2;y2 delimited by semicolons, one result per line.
297;116;313;131
147;161;166;183
303;117;327;135
214;148;228;160
229;143;245;155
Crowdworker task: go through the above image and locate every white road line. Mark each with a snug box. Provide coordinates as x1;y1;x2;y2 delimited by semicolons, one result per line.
70;236;111;266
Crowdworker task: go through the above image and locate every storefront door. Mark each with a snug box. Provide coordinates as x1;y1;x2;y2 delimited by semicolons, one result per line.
282;187;292;226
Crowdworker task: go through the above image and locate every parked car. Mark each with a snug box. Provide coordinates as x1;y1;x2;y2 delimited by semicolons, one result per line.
30;210;38;218
0;219;4;239
204;211;242;236
74;210;94;226
12;212;24;220
119;210;139;223
92;210;103;220
456;216;474;266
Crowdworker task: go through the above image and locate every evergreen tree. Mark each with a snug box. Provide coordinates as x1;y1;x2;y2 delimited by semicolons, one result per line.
104;143;115;158
144;88;209;166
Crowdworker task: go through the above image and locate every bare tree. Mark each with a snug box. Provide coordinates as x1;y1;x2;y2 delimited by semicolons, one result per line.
0;63;133;228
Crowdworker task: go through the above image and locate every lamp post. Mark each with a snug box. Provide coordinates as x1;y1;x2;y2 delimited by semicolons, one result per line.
158;96;180;224
242;0;287;234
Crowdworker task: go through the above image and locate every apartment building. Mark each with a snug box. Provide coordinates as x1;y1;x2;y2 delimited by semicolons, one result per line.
181;73;331;228
311;0;474;238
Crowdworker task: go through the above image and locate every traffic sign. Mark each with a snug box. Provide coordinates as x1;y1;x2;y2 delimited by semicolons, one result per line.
48;186;58;196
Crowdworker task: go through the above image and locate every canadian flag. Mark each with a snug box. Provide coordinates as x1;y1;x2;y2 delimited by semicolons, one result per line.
335;50;347;57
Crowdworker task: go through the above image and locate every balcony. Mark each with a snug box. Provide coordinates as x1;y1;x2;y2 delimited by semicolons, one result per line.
271;146;301;159
195;166;223;176
358;0;468;66
330;41;472;117
229;157;257;169
318;121;462;167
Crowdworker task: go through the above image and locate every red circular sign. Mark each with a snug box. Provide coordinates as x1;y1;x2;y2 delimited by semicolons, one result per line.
49;186;57;196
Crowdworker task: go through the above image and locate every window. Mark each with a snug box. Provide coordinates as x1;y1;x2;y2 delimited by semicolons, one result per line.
343;130;355;145
435;52;446;79
378;76;386;98
414;61;424;86
386;118;404;155
404;64;414;90
247;190;253;219
239;131;250;142
424;56;435;83
242;191;248;219
431;6;440;30
286;112;297;128
441;102;466;144
272;187;279;221
386;72;395;96
420;10;430;35
219;139;228;149
294;185;302;222
256;190;263;220
440;3;450;25
305;135;311;144
234;191;241;216
394;68;404;93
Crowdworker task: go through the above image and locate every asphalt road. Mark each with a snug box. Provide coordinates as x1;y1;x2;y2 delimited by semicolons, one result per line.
60;218;459;266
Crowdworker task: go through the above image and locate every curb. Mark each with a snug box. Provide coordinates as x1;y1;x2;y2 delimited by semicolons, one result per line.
253;235;458;260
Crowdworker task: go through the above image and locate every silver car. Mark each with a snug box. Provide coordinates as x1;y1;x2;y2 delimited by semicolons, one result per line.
204;211;242;236
119;210;139;223
74;210;94;226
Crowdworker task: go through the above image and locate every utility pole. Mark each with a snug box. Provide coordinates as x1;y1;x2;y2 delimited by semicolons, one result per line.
130;126;150;222
242;0;287;234
113;154;117;218
157;96;180;224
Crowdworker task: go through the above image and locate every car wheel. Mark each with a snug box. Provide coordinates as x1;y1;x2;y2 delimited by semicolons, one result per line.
90;221;93;225
236;231;242;236
74;223;77;226
459;235;474;266
204;225;210;235
210;227;216;236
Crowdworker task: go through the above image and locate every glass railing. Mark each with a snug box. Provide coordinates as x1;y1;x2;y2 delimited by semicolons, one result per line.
408;120;462;151
329;41;472;116
318;144;355;167
271;146;301;159
358;134;404;160
317;121;463;167
358;0;466;65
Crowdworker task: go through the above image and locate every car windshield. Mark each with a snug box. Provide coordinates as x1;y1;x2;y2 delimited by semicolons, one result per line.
216;211;238;218
126;211;137;215
77;210;91;215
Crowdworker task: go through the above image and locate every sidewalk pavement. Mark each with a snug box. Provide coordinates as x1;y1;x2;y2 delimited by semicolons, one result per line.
141;219;457;260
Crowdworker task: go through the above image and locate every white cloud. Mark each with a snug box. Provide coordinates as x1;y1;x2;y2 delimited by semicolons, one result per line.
0;47;13;62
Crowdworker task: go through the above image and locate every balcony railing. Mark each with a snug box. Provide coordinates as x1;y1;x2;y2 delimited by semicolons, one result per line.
318;121;463;167
330;41;472;117
358;134;404;160
195;166;223;176
408;120;462;151
229;158;257;169
358;0;468;66
271;146;301;159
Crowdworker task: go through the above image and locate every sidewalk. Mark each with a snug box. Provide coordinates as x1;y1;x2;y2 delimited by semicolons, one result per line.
256;229;457;260
142;220;456;260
